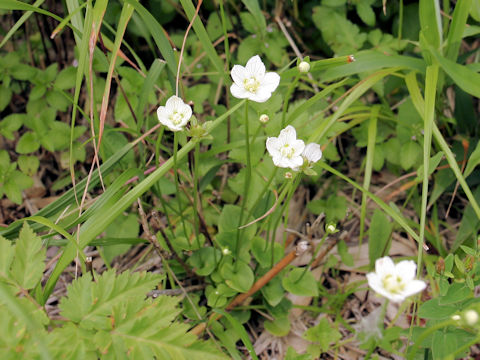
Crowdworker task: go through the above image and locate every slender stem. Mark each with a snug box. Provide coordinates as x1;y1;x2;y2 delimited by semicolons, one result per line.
235;100;252;269
281;74;299;127
173;133;187;240
192;143;201;248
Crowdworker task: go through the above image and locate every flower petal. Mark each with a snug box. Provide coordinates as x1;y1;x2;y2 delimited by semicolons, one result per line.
231;65;247;85
375;256;396;278
245;55;265;78
402;280;426;298
266;137;280;156
157;106;170;122
292;139;306;156
248;88;272;103
260;71;280;93
230;83;250;99
165;95;184;112
289;155;304;169
396;260;417;282
303;143;322;163
279;125;297;144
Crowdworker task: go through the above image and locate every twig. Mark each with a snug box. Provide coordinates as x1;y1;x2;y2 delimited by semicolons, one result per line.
191;241;309;335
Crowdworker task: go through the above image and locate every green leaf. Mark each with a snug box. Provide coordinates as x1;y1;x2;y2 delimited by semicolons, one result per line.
282;268;318;297
10;63;37;80
261;276;284;307
418;298;457;319
431;330;458;360
356;2;375;26
54;66;77;90
303;317;341;354
59;270;161;327
10;222;45;289
368;209;392;268
15;132;40;154
0;113;24;140
18;155;39;176
0;235;15;276
241;0;266;36
400;141;422;170
187;247;221;276
264;316;291;337
222;261;254;293
430;48;480;98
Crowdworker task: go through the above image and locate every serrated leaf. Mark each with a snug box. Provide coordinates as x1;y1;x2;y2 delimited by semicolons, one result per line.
303;317;341;353
60;270;162;328
10;222;45;289
0;235;15;277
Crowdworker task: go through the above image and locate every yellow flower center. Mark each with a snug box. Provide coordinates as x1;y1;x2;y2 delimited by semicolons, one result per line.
382;274;405;294
170;111;184;125
280;144;295;159
243;77;260;93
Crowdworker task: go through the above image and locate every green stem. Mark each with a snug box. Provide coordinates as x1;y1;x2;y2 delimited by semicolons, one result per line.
173;132;188;243
192;142;201;248
281;74;300;127
235;100;251;269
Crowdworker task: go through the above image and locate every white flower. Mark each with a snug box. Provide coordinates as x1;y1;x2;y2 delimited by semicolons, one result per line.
298;61;310;73
230;55;280;103
366;256;426;303
291;142;322;171
303;143;322;164
157;95;192;132
266;125;305;169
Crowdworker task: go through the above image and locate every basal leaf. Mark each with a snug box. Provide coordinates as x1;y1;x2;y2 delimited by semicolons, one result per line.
11;222;45;290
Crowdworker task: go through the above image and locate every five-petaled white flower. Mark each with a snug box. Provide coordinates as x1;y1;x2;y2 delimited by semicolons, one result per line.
266;125;305;169
230;55;280;103
157;95;192;132
367;256;426;303
292;142;323;171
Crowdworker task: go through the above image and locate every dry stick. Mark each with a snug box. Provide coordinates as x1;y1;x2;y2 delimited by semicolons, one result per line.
137;201;206;326
150;214;195;278
191;241;309;336
310;237;340;269
275;16;319;93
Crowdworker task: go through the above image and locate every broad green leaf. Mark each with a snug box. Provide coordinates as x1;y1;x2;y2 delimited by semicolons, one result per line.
222;261;254;293
400;141;422;170
15;132;40;154
187;247;221;276
368;209;392;268
11;222;45;289
54;66;77;90
18;155;39;176
103;213;139;265
264;316;291;337
282;268;318;297
418;298;457;319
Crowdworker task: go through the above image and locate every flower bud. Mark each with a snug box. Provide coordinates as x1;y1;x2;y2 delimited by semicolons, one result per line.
451;315;461;321
285;172;293;179
435;258;445;274
259;114;269;123
464;310;479;326
298;61;310;73
222;247;231;256
326;224;336;234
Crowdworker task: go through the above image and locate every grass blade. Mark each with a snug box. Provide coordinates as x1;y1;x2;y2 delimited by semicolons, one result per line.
445;0;473;61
